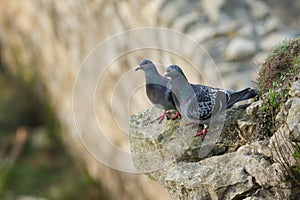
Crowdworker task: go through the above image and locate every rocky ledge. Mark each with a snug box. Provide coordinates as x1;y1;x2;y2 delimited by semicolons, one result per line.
129;80;300;200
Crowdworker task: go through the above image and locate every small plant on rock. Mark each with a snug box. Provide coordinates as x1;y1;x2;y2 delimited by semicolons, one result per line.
255;38;300;138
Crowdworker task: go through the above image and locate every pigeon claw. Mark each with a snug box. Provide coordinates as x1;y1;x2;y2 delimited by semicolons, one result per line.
169;110;180;120
157;110;168;123
157;110;180;122
194;127;208;140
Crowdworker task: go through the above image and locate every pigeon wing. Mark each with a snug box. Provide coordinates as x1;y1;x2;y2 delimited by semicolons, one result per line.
185;84;216;121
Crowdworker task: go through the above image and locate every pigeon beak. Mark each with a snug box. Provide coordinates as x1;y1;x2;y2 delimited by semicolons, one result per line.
135;65;141;71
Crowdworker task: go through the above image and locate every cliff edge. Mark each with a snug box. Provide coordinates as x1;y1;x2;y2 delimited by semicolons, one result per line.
129;38;300;199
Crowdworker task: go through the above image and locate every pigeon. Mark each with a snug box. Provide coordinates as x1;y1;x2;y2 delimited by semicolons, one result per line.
135;60;180;122
164;64;258;139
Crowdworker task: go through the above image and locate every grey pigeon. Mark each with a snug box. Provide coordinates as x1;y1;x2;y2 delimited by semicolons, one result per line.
164;65;258;139
135;60;180;122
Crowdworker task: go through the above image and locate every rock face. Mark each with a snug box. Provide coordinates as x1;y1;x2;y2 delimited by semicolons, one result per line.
0;0;299;199
129;80;300;199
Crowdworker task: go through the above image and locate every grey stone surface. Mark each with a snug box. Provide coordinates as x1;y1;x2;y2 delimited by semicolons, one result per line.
260;32;294;50
290;80;300;97
225;37;257;61
287;98;300;141
249;0;270;20
129;80;300;199
246;100;263;116
129;109;292;199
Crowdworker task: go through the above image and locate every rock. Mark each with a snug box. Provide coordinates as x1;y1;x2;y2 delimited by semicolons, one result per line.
225;37;257;61
129;107;222;165
129;104;293;199
290;80;300;97
172;12;201;32
239;141;272;158
260;32;293;50
213;21;239;37
222;69;256;90
270;81;300;171
275;99;293;124
243;198;265;200
270;126;296;167
219;0;250;21
238;24;255;37
246;100;263;116
164;155;257;200
201;0;225;23
251;51;268;64
275;81;300;141
159;0;199;21
130;77;300;199
262;0;300;28
189;25;215;43
287;98;300;141
249;0;270;20
237;120;256;136
255;17;281;36
218;62;240;76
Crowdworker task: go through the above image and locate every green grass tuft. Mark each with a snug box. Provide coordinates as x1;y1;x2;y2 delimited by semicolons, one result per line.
257;38;300;94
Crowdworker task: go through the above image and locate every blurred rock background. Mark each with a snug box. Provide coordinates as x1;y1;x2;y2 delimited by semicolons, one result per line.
0;0;299;199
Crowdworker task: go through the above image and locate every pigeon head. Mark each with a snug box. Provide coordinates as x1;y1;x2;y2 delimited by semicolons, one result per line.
135;59;155;72
164;65;187;80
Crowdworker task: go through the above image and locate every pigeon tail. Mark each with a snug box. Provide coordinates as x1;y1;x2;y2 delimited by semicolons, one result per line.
226;88;258;108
